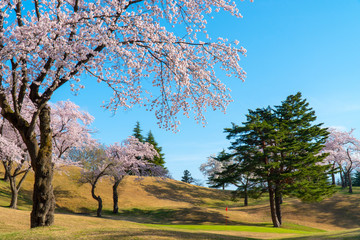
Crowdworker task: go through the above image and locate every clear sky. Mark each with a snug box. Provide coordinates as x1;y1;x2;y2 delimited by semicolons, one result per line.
52;0;360;184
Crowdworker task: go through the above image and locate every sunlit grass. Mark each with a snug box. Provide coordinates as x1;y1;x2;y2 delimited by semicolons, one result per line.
146;223;321;234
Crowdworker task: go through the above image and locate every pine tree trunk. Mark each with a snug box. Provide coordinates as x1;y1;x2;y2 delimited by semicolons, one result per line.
9;176;18;209
268;185;280;227
30;106;55;228
275;186;282;225
112;180;121;214
244;187;248;206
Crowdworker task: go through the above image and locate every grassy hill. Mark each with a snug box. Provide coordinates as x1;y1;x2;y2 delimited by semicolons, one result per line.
0;166;360;239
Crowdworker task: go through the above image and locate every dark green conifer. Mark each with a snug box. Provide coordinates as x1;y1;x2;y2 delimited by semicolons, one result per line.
132;121;144;142
224;92;334;227
145;131;166;167
181;170;194;184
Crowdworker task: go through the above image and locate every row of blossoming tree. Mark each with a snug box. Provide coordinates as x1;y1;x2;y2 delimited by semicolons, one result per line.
1;0;250;228
0;99;167;218
323;128;360;193
71;136;167;217
0;100;94;209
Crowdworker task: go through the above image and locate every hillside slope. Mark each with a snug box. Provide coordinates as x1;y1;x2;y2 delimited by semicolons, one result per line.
0;166;360;232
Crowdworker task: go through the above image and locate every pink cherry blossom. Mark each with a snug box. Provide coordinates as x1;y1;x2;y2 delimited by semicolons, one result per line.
323;128;360;192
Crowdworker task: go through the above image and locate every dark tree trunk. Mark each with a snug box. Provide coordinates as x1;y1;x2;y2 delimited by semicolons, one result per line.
331;172;335;185
91;182;103;217
96;196;103;217
244;186;248;206
275;185;282;225
348;172;353;194
30;106;55;228
3;171;9;182
331;163;336;185
9;166;31;209
340;169;345;188
268;184;280;227
2;161;10;182
344;171;349;188
9;176;18;209
112;179;121;214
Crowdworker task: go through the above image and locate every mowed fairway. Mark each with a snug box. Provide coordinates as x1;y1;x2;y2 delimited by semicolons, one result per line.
1;166;360;239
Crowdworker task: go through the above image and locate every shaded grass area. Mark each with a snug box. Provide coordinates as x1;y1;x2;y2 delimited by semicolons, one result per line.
0;178;32;211
117;207;236;224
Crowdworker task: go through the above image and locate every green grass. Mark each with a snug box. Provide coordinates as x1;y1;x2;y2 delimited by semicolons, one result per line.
146;223;320;234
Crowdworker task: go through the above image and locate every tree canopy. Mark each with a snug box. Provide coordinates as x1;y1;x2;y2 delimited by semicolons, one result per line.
181;170;194;184
223;92;334;227
0;0;248;227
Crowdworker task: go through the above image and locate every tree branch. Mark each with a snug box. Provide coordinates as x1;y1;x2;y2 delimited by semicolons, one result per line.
34;0;41;21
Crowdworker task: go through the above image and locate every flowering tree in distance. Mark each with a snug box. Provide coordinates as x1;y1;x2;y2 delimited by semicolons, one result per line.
107;136;166;213
51;100;96;161
1;0;249;227
75;145;110;217
0;119;28;209
323;128;360;193
200;152;232;190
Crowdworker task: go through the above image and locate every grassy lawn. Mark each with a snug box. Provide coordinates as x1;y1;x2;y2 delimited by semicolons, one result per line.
0;208;359;240
1;167;360;239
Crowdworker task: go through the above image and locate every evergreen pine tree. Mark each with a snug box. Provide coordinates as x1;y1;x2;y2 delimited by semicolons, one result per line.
352;171;360;186
181;170;194;184
224;92;334;227
145;131;166;167
132;121;144;142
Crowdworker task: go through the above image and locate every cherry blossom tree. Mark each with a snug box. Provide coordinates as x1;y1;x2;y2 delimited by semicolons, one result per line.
1;0;249;227
51;100;96;162
0;100;95;209
0;119;29;209
200;152;231;189
76;145;111;217
323;128;360;193
107;136;166;213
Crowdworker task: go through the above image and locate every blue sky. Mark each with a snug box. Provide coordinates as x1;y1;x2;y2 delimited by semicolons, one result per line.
52;0;360;184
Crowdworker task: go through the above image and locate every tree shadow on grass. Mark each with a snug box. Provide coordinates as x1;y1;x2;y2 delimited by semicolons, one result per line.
0;186;32;208
113;207;269;228
284;195;360;229
143;180;230;206
84;228;256;240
